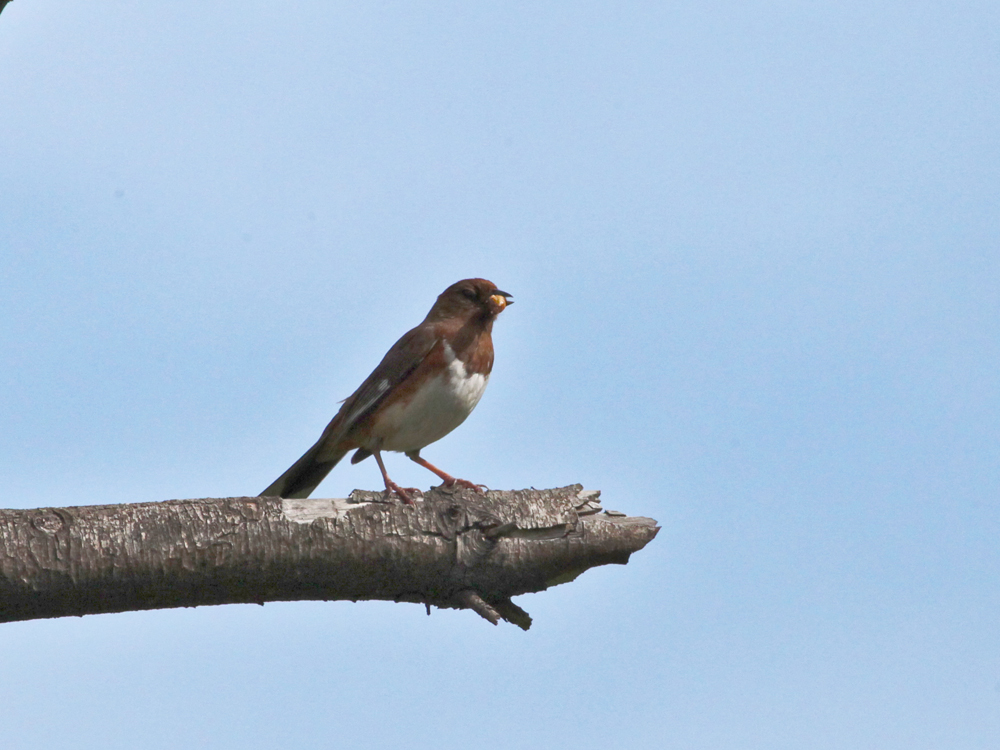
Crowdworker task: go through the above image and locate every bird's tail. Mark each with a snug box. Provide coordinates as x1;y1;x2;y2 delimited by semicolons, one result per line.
259;441;349;499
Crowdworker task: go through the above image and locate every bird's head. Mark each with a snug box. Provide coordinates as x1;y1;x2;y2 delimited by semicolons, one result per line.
427;278;513;322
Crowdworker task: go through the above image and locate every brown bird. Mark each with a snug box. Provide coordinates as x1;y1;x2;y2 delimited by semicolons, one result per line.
260;278;512;503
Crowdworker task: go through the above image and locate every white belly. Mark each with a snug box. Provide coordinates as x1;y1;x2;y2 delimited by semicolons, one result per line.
374;347;489;453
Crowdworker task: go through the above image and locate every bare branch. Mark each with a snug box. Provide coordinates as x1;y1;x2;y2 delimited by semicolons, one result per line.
0;485;658;629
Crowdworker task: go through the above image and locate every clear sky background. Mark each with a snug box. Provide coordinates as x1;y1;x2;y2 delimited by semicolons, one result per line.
1;2;998;748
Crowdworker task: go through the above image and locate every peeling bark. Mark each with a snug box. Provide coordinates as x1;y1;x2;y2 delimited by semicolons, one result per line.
0;485;658;629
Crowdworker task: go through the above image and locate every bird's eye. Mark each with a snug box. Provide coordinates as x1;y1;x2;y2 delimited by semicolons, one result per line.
462;289;478;301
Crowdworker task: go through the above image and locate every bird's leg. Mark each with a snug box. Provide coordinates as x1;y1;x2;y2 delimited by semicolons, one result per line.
373;451;417;505
406;451;488;493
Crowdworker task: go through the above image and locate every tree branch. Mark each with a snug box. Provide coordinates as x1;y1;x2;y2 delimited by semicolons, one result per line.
0;485;658;629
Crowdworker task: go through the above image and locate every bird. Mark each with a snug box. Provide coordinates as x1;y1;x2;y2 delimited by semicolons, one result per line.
260;278;512;504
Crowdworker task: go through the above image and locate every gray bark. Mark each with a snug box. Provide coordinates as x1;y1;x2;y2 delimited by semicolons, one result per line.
0;485;658;629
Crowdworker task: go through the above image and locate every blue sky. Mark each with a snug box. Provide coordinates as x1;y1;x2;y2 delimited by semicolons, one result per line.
1;2;998;748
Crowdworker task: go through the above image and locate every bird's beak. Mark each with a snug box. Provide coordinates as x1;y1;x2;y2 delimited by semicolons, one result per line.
489;290;513;313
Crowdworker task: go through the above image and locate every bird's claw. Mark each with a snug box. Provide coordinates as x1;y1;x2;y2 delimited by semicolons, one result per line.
441;478;488;494
383;482;421;505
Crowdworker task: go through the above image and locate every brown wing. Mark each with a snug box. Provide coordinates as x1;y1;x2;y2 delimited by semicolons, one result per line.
315;323;440;457
259;324;439;498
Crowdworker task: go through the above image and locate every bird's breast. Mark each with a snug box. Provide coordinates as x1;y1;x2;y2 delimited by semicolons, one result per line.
371;342;490;452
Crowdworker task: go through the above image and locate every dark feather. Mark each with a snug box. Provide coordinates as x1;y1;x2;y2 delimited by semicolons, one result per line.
259;326;438;498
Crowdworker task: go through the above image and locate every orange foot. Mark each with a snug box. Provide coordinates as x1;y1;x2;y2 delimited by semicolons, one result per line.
441;477;488;494
383;480;420;505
